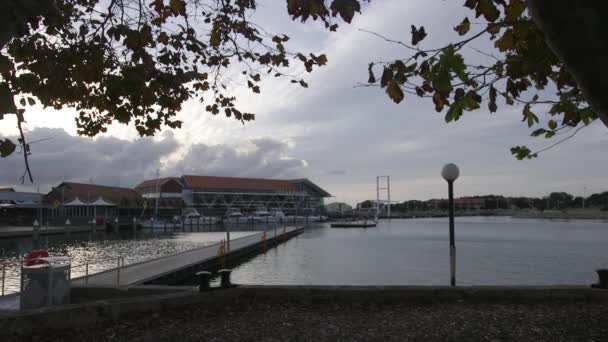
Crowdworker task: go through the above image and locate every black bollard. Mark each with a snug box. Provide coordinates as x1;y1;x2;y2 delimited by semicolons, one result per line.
591;269;608;289
196;271;212;292
218;269;232;288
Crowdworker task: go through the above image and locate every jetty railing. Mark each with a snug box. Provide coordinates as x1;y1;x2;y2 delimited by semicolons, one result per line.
0;255;127;297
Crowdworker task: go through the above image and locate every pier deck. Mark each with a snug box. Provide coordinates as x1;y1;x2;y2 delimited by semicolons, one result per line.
72;226;302;286
330;221;377;228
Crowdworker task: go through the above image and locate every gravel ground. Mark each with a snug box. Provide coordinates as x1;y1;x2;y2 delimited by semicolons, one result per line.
16;300;608;342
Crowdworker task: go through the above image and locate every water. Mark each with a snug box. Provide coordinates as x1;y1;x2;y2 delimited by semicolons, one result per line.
0;227;255;294
230;217;608;286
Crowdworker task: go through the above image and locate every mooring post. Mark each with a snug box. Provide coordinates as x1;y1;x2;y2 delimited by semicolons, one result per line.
218;269;232;288
132;216;137;236
591;269;608;289
196;271;212;292
114;217;119;234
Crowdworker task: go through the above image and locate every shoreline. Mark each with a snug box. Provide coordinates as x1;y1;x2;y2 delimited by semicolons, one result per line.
375;210;608;221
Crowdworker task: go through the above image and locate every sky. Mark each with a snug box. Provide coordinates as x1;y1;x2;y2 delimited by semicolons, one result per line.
0;0;607;205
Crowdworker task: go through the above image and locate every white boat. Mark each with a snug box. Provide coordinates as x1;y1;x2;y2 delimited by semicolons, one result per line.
224;208;245;224
248;206;277;223
140;217;181;229
182;208;219;225
269;208;286;222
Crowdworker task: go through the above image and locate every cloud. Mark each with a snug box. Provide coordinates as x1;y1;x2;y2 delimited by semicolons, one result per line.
167;137;308;179
0;128;309;192
1;0;607;206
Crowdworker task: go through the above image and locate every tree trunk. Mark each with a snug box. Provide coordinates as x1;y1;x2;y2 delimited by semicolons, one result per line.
528;0;608;128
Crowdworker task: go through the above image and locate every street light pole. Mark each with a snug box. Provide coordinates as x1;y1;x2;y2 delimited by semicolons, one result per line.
442;163;460;287
448;179;455;287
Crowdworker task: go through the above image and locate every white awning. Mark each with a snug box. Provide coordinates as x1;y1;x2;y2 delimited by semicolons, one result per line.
89;197;116;206
63;197;88;206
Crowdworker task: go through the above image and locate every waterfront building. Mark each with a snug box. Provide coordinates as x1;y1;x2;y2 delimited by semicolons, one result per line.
135;175;331;217
0;188;44;226
44;182;143;224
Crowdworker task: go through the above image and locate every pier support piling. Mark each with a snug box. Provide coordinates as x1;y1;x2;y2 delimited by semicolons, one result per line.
219;269;232;288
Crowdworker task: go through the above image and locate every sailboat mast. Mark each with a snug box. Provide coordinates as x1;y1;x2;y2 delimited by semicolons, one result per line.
154;169;160;220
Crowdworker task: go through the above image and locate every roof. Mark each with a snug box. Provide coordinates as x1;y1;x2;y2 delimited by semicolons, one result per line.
0;191;42;202
289;179;332;197
134;177;182;191
64;197;89;206
182;175;298;192
46;182;142;208
89;197;116;206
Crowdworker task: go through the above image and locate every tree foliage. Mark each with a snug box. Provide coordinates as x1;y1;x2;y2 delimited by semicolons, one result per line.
0;0;363;181
1;0;605;183
355;0;601;159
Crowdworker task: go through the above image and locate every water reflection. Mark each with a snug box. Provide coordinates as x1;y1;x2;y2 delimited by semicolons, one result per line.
0;224;264;294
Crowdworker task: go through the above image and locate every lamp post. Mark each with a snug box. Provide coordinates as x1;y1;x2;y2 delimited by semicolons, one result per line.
441;163;460;287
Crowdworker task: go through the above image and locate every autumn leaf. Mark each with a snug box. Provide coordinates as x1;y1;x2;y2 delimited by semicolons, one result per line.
454;17;470;36
380;67;393;87
505;0;526;23
495;29;515;51
433;92;446;112
0;138;16;157
476;0;500;22
386;80;404;104
522;104;539;127
330;0;361;24
410;25;427;46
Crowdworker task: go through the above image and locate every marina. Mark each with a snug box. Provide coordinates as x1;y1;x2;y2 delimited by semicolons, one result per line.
72;225;302;286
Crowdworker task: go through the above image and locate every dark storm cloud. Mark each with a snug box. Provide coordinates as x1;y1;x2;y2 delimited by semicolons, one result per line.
0;128;309;192
0;128;178;191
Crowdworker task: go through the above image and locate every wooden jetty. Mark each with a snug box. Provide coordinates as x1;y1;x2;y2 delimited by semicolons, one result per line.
72;226;303;286
330;220;377;228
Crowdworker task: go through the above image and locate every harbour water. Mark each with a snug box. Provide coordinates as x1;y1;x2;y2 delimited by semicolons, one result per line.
229;217;608;286
0;227;255;294
1;217;607;294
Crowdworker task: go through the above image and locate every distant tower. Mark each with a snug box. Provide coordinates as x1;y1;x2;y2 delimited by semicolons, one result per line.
376;176;391;219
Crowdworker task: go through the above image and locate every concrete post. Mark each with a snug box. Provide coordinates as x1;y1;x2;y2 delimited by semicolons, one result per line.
114;217;119;234
91;218;96;234
218;269;232;288
196;271;212;292
132;217;137;235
